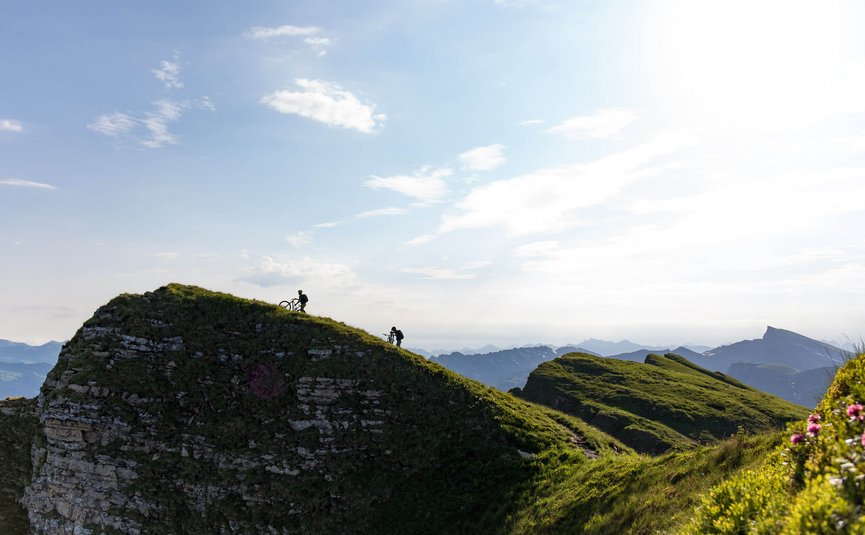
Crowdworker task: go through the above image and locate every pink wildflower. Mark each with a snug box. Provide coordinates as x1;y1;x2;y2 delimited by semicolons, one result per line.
847;403;865;421
861;431;865;448
808;414;821;424
807;423;822;437
790;433;806;445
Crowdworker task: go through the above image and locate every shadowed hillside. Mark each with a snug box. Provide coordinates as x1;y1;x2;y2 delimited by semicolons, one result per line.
517;352;808;454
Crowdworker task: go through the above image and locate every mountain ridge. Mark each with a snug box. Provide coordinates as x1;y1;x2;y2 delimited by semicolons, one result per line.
516;351;807;454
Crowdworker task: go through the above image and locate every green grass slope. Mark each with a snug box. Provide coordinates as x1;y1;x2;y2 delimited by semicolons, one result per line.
511;430;781;534
37;284;626;534
0;398;36;534
684;351;865;533
518;352;808;454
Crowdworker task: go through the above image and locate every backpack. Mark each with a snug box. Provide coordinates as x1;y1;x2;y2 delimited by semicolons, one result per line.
299;294;309;304
395;329;404;340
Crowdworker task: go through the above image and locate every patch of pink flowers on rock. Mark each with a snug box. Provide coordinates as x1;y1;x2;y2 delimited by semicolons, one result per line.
847;403;865;421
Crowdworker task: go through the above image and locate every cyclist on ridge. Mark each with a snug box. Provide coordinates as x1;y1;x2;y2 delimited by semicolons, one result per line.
390;326;404;347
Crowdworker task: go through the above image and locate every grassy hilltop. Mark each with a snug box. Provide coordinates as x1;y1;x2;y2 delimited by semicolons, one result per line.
517;352;808;454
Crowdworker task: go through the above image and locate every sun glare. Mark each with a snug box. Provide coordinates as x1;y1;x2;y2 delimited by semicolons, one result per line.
647;1;860;126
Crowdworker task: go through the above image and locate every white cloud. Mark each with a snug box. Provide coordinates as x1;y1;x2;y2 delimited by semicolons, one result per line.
828;133;865;153
154;252;180;259
87;113;136;137
88;100;183;148
364;166;452;203
494;0;541;6
406;233;437;246
284;231;312;246
402;261;491;281
241;256;356;288
0;178;56;190
458;144;506;171
434;130;695;236
356;207;408;218
140;100;182;148
303;37;333;56
246;25;333;55
512;240;560;257
313;221;343;228
198;96;216;111
152;56;183;90
547;108;638;139
518;119;545;126
0;119;23;132
262;79;384;133
246;25;321;39
195;253;224;261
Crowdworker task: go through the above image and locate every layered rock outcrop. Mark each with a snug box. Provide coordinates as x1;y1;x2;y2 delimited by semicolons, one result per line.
9;284;606;534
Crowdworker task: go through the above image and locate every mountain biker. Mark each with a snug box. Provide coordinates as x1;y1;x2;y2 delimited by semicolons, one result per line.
298;290;308;312
390;326;404;347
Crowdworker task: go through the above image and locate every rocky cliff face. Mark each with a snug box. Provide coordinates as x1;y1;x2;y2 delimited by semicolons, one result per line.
10;284;611;534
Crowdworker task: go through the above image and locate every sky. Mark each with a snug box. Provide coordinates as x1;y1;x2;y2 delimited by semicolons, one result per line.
3;0;865;351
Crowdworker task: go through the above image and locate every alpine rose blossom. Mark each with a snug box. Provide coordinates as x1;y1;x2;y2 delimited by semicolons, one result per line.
847;403;865;421
861;431;865;448
807;423;822;437
808;413;821;424
790;433;806;445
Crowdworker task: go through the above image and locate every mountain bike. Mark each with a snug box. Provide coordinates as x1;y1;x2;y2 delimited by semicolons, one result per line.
278;298;303;312
383;331;395;344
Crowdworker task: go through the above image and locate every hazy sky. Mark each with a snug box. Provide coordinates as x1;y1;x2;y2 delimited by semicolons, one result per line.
3;0;865;350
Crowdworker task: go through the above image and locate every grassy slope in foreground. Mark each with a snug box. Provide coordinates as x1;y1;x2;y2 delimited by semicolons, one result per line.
510;430;781;534
684;350;865;533
518;352;808;454
38;284;626;535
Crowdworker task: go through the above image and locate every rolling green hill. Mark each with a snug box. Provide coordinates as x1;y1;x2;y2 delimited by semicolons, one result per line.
517;352;808;454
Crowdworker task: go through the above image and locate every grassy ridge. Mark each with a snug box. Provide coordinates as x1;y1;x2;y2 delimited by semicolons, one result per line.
518;352;807;454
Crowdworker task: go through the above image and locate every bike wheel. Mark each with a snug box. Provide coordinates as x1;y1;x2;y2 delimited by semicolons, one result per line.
278;300;291;309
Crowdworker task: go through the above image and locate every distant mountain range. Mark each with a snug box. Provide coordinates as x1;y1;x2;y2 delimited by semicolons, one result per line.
0;339;62;399
0;339;63;363
430;346;599;391
696;326;847;372
428;327;848;406
725;363;836;408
